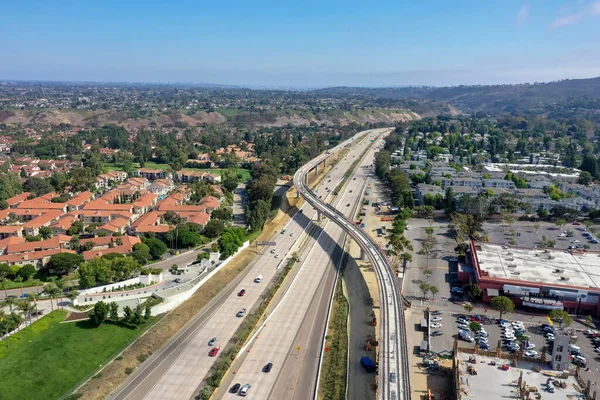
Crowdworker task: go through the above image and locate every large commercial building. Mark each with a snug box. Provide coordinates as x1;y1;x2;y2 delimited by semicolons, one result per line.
463;240;600;318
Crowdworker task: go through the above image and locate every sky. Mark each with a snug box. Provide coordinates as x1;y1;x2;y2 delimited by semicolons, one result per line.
2;0;600;87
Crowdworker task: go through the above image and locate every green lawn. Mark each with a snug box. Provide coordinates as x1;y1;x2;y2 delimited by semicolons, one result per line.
0;278;42;290
215;108;241;118
0;311;153;400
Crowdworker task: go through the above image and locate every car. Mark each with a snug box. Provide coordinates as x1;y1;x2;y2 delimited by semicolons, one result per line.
270;248;276;253
457;318;469;325
524;350;539;358
275;254;279;258
545;333;555;340
353;177;356;180
498;319;509;324
431;310;442;316
431;323;442;329
479;338;489;344
390;371;397;383
236;308;246;317
230;383;241;393
458;324;470;330
263;362;273;373
475;332;489;338
431;331;443;336
431;317;442;322
543;326;554;333
290;232;294;236
209;346;220;357
524;343;536;350
239;384;251;396
346;203;350;207
480;344;490;350
208;337;217;346
349;190;353;193
238;289;246;296
470;316;482;322
558;233;566;237
254;275;263;283
573;355;586;366
595;347;600;353
507;344;520;352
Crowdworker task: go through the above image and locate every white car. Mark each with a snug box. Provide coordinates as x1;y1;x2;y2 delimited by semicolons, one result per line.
458;324;470;331
431;323;442;329
524;343;536;350
478;337;489;344
457;318;469;325
524;350;539;357
476;331;489;338
504;333;516;340
431;317;442;322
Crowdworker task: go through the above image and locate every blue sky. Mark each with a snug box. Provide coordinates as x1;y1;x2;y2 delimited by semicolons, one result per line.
2;0;600;87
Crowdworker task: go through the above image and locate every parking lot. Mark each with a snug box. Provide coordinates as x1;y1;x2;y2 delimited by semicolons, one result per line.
484;220;600;251
427;307;600;383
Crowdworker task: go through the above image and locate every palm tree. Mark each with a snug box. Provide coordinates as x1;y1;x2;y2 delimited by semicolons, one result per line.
0;309;7;347
400;252;412;272
44;284;60;318
55;278;66;310
28;293;38;322
14;276;24;298
0;279;8;299
16;299;34;329
3;296;16;312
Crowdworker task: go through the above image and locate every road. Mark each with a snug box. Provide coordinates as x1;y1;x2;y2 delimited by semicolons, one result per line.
232;183;247;227
215;129;390;400
109;129;377;400
294;130;411;400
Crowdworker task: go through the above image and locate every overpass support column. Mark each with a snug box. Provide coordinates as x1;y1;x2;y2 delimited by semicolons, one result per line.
360;248;368;261
323;158;326;168
296;186;300;199
316;210;322;222
315;164;319;176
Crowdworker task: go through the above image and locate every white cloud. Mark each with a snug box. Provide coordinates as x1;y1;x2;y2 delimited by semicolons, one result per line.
551;0;600;28
516;4;529;24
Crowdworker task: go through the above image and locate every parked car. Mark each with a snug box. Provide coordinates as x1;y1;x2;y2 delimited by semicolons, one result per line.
431;323;442;329
431;331;443;337
431;317;442;322
431;310;442;316
524;350;539;358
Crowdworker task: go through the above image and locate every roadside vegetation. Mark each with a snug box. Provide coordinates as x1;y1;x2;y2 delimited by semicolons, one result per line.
318;265;349;400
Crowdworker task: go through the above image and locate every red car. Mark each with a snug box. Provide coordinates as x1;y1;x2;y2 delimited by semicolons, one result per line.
573;222;581;225
209;347;220;357
238;289;246;297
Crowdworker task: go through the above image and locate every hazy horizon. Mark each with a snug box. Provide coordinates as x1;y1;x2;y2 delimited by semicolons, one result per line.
3;0;600;87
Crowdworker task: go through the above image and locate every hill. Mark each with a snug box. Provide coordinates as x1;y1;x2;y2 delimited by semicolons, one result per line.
315;76;600;116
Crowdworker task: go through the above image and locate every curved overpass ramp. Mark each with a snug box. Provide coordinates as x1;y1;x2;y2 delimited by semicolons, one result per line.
293;130;410;400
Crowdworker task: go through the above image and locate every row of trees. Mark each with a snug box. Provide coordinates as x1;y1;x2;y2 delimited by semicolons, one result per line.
246;162;278;231
89;300;152;327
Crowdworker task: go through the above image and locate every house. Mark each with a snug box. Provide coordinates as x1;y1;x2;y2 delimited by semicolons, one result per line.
16;198;67;212
95;217;131;235
132;193;158;214
482;179;516;189
82;235;141;261
96;171;128;190
133;168;171;181
174;170;221;184
0;248;77;268
5;236;65;255
415;184;444;205
148;179;174;197
6;192;32;208
128;211;170;236
451;186;479;198
66;191;95;211
22;210;63;236
50;214;79;236
0;236;25;254
78;210;133;225
198;196;221;213
447;177;482;189
0;225;23;239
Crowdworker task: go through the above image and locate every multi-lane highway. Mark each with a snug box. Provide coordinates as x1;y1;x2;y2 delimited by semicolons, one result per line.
295;133;411;400
215;128;390;400
109;129;378;400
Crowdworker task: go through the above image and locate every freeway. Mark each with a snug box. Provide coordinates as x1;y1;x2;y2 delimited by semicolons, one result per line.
109;129;377;400
215;128;390;400
294;131;411;400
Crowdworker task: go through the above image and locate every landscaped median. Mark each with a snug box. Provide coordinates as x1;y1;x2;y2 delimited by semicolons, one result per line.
196;255;298;400
318;259;350;400
0;311;156;400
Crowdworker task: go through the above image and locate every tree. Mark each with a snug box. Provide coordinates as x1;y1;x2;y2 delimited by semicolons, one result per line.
43;283;60;318
533;223;540;233
387;233;413;272
469;321;482;332
47;253;83;275
491;296;515;319
464;283;482;302
123;306;133;324
17;264;36;281
464;302;474;314
66;290;79;305
109;302;119;321
423;269;432;281
203;220;225;238
23;177;54;197
549;309;572;328
144;303;152;320
419;282;430;299
39;226;52;239
555;219;567;230
142;237;168;260
163;211;182;225
16;299;35;329
585;315;593;327
400;253;412;272
211;207;233;221
89;301;109;326
246;199;271;231
579;171;594;186
131;243;151;264
429;285;439;299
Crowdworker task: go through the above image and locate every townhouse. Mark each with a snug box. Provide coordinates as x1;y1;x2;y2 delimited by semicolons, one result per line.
132;168;172;181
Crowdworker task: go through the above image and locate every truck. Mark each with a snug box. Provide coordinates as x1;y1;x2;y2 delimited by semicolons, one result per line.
361;356;377;373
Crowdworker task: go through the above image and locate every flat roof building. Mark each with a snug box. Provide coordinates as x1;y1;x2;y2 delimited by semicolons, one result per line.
467;240;600;317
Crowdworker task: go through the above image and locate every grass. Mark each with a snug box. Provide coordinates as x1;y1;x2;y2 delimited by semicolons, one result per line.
0;311;153;400
318;269;349;400
0;278;42;290
215;108;241;118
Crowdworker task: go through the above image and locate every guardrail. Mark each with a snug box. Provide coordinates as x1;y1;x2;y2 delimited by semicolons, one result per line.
294;131;410;400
